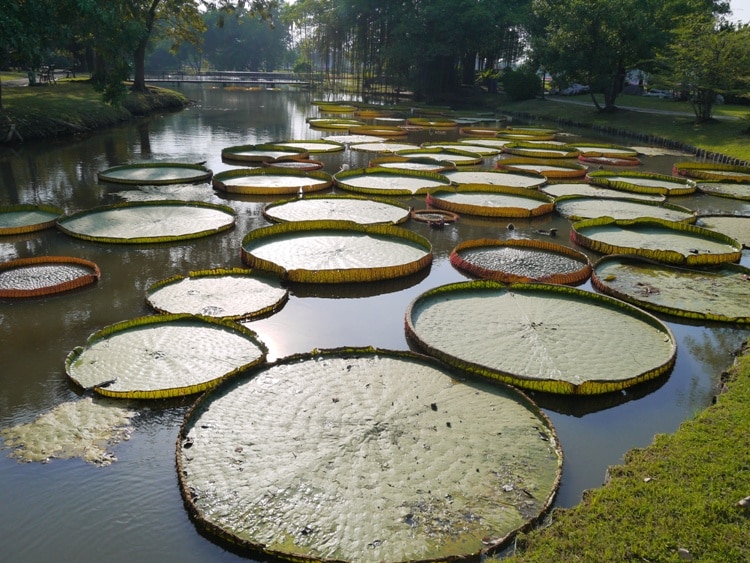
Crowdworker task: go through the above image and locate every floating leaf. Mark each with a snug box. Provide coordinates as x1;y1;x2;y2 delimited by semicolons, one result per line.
65;314;267;399
146;268;288;321
496;158;588;179
350;141;420;153
221;143;309;163
450;238;591;285
348;125;408;137
275;140;345;153
263;194;411;225
333;166;451;196
368;155;456;173
673;161;750;182
422;141;501;156
502;142;580;159
0;255;100;298
696;214;750;247
57;201;235;244
405;281;676;395
395;147;483;166
0;204;63;235
444;169;547;189
568;143;638;158
555;196;696;223
212;168;333;195
571;217;742;265
587;171;696;196
426;185;554;218
177;348;562;561
240;220;432;283
97;162;213;185
696;182;750;201
592;255;750;323
540;183;664;202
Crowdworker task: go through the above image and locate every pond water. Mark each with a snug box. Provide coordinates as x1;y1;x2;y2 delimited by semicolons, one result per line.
1;85;748;562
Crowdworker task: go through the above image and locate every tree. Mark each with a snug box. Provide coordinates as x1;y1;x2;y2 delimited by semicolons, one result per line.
663;17;750;122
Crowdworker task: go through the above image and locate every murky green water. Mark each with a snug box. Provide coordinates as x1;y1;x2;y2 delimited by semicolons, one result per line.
1;85;748;562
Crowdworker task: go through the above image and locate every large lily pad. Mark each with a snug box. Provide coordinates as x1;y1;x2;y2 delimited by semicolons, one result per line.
496;158;588;179
65;314;267;399
568;143;638;158
333;167;451;196
502;143;580;159
0;255;100;298
263;194;411;225
221;143;309;164
592;255;750;323
349;125;408;137
673;161;750;182
0;204;64;235
443;169;547;189
350;141;420;153
587;171;696;196
368;156;456;173
555;196;696;223
97;162;213;185
696;181;750;201
212;168;333;195
696;214;750;247
177;348;562;562
57;201;235;244
405;281;676;395
421;141;501;156
540;183;664;203
450;239;591;285
395;147;483;166
571;217;743;265
275;140;345;153
426;186;554;218
146;268;288;321
240;220;433;283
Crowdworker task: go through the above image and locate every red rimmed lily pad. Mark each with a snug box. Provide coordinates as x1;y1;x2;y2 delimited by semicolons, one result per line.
0;255;101;298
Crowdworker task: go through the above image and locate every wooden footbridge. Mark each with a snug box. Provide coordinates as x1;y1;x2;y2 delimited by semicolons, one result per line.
145;71;321;88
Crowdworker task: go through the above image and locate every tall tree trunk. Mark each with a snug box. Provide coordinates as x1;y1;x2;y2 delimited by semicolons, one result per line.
131;39;148;92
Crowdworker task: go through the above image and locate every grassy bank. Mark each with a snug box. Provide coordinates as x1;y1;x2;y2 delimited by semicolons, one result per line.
499;94;750;163
501;340;750;561
1;79;187;143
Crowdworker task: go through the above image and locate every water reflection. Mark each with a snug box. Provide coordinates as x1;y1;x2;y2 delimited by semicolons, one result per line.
1;85;749;561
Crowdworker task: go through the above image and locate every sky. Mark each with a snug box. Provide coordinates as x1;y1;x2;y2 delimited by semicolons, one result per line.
729;0;750;21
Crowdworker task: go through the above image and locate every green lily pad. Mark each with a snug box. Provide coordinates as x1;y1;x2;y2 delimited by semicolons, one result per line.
502;143;580;159
587;171;696;196
443;169;547;189
57;201;236;244
696;214;750;247
450;238;591;285
97;162;213;185
422;141;501;156
592;255;750;323
177;348;562;561
146;268;288;321
405;281;676;395
696;182;750;201
555;196;696;223
368;156;456;173
65;314;267;399
240;220;433;283
568;143;638;158
395;147;483;166
333;167;451;196
540;183;664;203
212;168;333;195
426;185;554;218
221;143;309;164
673;161;750;182
571;217;743;265
306;118;365;130
350;141;420;153
496;158;588;179
263;194;411;225
0;204;64;235
275;140;345;153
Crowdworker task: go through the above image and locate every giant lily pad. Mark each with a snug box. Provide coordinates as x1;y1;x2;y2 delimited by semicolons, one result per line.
349;125;408;137
395;147;483;166
221;143;309;164
146;268;288;321
368;156;456;173
421;142;501;156
696;181;750;201
540;183;664;203
333;167;451;196
587;171;696;196
275;140;345;153
457;137;514;149
405;281;677;395
0;204;63;235
0;256;100;298
496;158;588;179
696;214;750;247
450;239;591;285
502;143;580;159
555;196;696;223
177;348;562;561
65;314;267;399
97;162;213;185
426;185;554;218
306;118;365;130
406;116;459;128
212;168;333;195
673;161;750;182
443;169;547;189
568;143;638;158
571;217;743;265
240;220;432;283
57;201;235;244
263;194;411;225
350;141;420;153
592;255;750;323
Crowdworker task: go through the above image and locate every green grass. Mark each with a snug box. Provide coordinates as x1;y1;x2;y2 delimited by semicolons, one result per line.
500;340;750;562
499;94;750;162
1;79;187;142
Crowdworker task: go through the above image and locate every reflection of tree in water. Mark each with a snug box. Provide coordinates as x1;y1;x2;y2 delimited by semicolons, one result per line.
682;325;750;383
